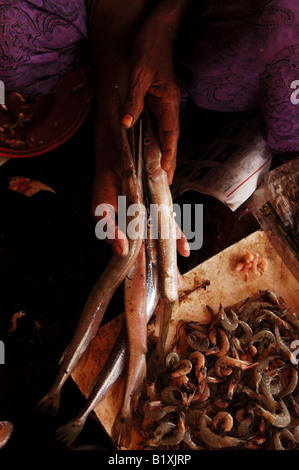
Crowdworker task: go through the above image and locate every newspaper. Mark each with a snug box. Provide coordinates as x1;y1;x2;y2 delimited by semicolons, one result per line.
247;156;299;282
172;113;272;211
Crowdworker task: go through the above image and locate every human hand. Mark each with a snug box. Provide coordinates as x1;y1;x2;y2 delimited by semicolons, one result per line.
92;157;190;259
121;23;181;185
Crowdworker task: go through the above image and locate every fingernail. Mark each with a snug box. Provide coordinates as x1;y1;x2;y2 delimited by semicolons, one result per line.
115;244;124;256
183;244;190;257
115;240;129;257
162;160;171;172
122;114;134;128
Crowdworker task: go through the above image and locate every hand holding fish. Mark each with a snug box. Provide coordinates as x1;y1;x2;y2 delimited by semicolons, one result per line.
121;0;193;184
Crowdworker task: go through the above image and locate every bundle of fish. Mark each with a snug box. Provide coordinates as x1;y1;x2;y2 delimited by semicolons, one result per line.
36;106;185;449
131;290;299;450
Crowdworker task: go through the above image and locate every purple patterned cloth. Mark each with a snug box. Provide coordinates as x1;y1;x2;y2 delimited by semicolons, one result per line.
0;0;87;98
0;0;298;153
176;0;299;152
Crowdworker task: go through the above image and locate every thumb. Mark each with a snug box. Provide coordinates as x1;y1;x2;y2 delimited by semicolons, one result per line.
121;71;150;128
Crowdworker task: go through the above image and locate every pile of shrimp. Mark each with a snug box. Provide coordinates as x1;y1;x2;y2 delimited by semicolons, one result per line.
133;290;299;450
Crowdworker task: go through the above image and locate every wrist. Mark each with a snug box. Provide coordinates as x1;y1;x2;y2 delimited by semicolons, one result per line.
148;0;194;44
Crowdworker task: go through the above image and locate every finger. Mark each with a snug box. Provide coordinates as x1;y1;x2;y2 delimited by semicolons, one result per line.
149;90;180;175
121;69;151;128
177;266;184;290
167;155;177;186
94;202;129;257
175;222;190;257
160;127;180;174
92;166;129;256
109;227;129;257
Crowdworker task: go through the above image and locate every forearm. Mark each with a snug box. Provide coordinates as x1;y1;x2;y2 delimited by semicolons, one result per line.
88;0;150;162
142;0;194;44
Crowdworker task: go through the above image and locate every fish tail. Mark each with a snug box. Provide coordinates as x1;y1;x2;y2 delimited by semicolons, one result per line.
111;409;134;450
36;390;61;417
55;416;86;447
112;358;147;449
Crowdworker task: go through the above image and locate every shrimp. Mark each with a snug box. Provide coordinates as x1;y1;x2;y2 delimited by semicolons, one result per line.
188;351;206;385
238;321;253;346
208;326;217;346
254;398;291;428
183;427;201;450
171;359;192;378
244;437;267;450
186;330;212;353
143;400;178;424
230;337;242;358
7;311;25;334
293;425;299;443
198;409;245;449
254;356;279;393
191;381;210;403
260;372;276;412
274;324;298;365
147;422;176;447
215;356;256;377
239;301;276;323
215;328;230;357
165;351;180;369
147;413;186;447
235;408;246;424
278;365;298;398
254;309;292;331
238;384;262;402
248;329;276;352
160;386;185;406
158;413;186;446
226;368;241;401
273;428;297;450
211;411;234;434
262;290;281;305
289;395;299;416
218;305;238;331
237;413;255;438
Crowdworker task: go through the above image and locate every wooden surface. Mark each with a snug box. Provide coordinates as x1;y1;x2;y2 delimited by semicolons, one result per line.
71;229;299;448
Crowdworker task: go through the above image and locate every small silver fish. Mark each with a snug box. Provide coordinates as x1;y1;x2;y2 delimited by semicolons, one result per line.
143;106;178;303
55;229;159;447
36;123;144;417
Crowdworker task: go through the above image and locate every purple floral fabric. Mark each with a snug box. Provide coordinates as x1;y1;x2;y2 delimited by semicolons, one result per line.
176;0;299;152
0;0;87;98
0;0;298;153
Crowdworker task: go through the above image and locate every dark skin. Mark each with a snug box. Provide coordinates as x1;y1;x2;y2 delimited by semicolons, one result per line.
88;0;192;258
